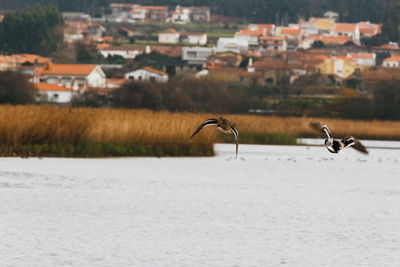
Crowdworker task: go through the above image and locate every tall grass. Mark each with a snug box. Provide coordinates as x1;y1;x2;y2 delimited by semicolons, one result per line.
0;105;400;157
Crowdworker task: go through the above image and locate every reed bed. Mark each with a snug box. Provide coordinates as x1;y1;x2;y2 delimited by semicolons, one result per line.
0;105;399;157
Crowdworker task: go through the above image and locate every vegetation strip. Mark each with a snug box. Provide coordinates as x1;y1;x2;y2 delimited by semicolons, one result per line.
0;105;400;157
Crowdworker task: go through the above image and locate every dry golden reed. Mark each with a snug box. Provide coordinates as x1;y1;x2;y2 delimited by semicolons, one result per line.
0;105;399;149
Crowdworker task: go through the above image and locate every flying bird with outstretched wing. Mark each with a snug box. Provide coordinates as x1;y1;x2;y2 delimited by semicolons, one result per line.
309;122;368;154
190;117;239;157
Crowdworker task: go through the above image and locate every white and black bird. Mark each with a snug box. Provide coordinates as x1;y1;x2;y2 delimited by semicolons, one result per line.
310;122;368;154
190;117;239;157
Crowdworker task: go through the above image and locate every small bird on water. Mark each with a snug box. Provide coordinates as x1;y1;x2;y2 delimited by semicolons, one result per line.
190;117;239;157
310;122;368;154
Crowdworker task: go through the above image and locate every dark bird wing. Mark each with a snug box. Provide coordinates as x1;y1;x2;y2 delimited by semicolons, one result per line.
309;122;332;140
230;125;239;157
190;118;219;139
351;139;369;154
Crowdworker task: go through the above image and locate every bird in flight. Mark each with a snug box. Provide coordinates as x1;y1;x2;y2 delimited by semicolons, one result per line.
190;117;239;157
309;122;368;154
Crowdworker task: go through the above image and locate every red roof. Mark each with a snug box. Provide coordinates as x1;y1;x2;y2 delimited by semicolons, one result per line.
236;29;263;36
40;64;97;76
280;28;301;35
335;23;358;33
162;28;179;34
308;35;352;44
143;67;168;76
107;78;128;84
384;56;400;62
348;53;375;59
260;36;284;41
373;44;400;51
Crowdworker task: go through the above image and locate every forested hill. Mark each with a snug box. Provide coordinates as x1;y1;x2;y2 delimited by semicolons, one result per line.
0;0;399;24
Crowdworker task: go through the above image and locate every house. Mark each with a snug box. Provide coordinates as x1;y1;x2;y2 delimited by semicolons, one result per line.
64;21;88;43
87;24;106;42
106;78;128;89
323;11;339;20
308;17;336;35
307;35;352;46
144;6;168;22
315;55;360;78
358;22;382;38
259;36;287;51
171;6;192;24
347;53;376;66
208;67;266;86
234;29;263;46
34;83;83;103
99;46;145;59
182;47;216;65
34;64;106;90
207;51;243;68
158;28;180;44
119;26;137;37
109;4;168;23
110;3;135;22
334;23;360;44
62;12;91;22
278;27;302;40
217;38;249;52
125;67;168;82
248;24;275;35
191;7;210;22
0;55;17;71
382;56;400;67
180;32;207;45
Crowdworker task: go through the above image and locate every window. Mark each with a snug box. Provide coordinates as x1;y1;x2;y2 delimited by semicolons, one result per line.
187;51;197;58
150;76;156;81
39;77;45;83
53;94;59;98
129;76;134;80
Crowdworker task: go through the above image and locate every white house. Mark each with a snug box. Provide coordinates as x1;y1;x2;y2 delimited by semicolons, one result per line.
217;38;249;52
382;56;400;68
182;46;216;65
99;46;145;59
171;6;192;24
334;23;360;44
234;29;262;46
34;64;107;90
347;53;376;66
125;67;168;82
180;32;207;45
106;78;128;89
158;28;180;44
34;83;83;103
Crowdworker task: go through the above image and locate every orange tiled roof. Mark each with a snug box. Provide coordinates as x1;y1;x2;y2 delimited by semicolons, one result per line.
373;44;400;50
348;53;375;59
335;23;357;32
143;67;168;76
40;64;97;76
13;54;51;65
280;28;301;35
383;56;400;62
259;36;284;41
308;35;352;45
162;28;179;34
34;83;83;92
236;29;263;36
107;78;128;84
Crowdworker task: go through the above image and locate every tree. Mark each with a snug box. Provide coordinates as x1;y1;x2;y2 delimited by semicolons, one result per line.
0;5;64;56
0;71;35;104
